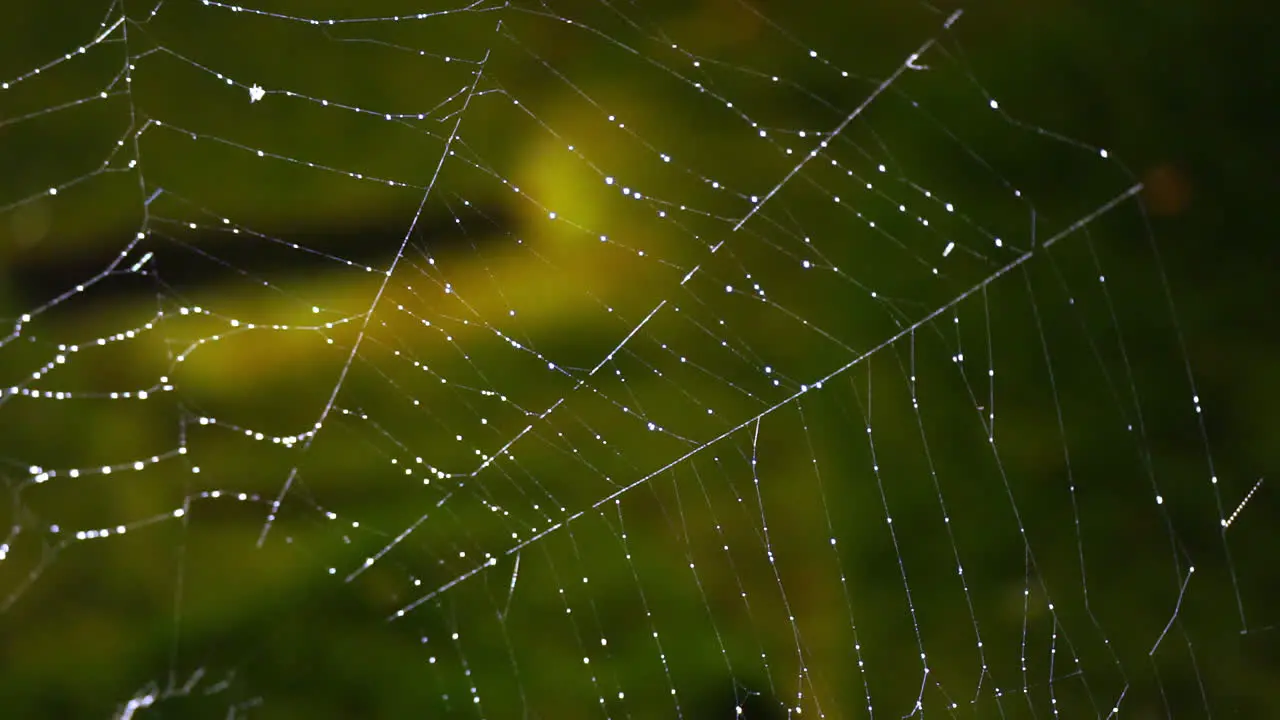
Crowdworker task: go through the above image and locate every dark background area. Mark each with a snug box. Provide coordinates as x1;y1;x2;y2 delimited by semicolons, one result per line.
0;0;1276;717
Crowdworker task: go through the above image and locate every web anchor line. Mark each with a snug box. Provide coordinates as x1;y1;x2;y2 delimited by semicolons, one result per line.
388;181;1145;619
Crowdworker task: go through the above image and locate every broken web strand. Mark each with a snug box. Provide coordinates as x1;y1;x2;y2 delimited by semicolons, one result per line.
0;0;1261;717
1011;210;1226;714
1067;236;1213;710
956;20;1247;633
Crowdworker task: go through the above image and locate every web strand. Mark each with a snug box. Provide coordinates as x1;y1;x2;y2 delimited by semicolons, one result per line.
0;1;1265;717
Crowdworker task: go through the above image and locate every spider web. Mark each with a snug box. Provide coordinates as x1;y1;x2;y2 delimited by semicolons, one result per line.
0;0;1273;717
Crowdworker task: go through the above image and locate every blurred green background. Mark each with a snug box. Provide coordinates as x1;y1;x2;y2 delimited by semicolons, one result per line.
0;0;1276;717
